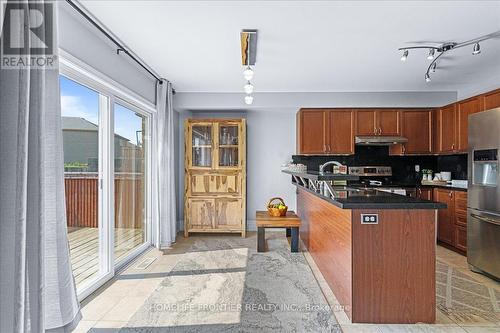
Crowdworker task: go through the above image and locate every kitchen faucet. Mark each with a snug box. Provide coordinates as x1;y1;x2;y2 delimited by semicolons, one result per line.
319;160;343;175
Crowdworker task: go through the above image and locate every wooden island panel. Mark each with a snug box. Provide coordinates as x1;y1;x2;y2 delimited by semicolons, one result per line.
351;209;436;323
297;188;437;324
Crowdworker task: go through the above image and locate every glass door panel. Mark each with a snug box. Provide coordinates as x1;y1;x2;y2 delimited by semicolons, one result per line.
218;124;239;167
114;103;147;263
192;124;212;167
60;75;103;290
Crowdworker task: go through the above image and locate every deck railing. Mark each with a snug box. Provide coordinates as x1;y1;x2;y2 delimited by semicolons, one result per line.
64;172;144;229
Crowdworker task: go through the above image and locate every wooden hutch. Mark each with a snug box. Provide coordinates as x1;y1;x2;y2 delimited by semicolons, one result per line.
184;119;246;237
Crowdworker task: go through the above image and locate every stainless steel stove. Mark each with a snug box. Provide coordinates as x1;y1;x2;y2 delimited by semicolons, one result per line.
349;166;409;196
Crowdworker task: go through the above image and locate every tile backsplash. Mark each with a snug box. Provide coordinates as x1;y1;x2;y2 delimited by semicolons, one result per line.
292;146;468;183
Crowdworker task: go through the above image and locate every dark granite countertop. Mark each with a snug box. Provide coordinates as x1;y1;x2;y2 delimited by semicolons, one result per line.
282;169;359;181
294;183;447;210
420;184;467;192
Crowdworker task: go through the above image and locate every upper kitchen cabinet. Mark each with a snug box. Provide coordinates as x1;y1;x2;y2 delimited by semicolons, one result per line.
327;110;355;154
457;97;481;152
435;104;457;153
355;110;377;136
391;110;432;155
377;109;401;136
481;88;500;111
297;109;355;155
297;109;327;154
355;109;401;136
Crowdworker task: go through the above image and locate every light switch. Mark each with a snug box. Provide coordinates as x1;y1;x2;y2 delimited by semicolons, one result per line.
361;214;378;224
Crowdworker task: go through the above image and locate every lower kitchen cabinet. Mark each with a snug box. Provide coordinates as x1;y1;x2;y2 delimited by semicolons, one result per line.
434;188;468;255
417;187;433;200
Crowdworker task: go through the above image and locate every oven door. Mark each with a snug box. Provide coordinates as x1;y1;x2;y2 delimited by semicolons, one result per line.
467;208;500;279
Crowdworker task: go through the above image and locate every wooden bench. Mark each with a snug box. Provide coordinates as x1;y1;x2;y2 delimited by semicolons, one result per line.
255;211;301;252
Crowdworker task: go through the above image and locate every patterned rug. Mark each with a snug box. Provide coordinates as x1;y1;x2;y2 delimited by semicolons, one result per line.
436;260;500;326
119;234;340;332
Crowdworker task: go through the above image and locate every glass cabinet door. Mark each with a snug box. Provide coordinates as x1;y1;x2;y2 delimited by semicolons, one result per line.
218;124;239;168
192;124;213;167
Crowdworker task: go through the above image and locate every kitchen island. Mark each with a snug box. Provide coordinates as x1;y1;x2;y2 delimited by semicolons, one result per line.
285;170;446;324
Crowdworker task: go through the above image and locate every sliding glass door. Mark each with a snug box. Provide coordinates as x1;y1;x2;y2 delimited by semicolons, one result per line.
60;73;151;296
60;76;107;290
114;103;148;263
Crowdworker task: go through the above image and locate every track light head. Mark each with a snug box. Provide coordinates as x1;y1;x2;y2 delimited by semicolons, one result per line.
425;73;431;83
472;43;481;55
431;62;437;73
400;49;409;62
243;81;254;94
427;48;435;60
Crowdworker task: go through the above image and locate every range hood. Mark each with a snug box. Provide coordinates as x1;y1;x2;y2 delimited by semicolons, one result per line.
355;136;408;146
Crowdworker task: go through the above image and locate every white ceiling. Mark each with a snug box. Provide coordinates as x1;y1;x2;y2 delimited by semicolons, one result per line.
80;1;500;95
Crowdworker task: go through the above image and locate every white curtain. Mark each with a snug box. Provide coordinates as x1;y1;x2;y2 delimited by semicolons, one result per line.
153;80;177;248
0;1;81;332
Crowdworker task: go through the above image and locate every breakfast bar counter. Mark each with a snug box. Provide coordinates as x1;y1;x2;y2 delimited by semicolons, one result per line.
286;170;446;324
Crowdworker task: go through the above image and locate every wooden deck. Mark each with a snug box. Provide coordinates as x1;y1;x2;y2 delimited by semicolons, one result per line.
68;227;144;287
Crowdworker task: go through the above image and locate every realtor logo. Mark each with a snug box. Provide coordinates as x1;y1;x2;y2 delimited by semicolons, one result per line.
1;1;56;68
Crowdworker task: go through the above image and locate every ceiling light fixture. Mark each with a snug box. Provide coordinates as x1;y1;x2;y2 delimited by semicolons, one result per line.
427;48;435;60
244;95;254;105
398;31;498;82
241;29;258;105
472;43;481;55
243;66;254;81
244;81;254;94
400;49;408;62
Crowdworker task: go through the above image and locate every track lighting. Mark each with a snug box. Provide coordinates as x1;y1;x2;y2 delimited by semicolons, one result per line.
431;63;437;73
243;81;254;94
244;95;254;105
427;49;435;60
243;66;254;81
425;73;431;83
472;43;481;55
400;50;408;62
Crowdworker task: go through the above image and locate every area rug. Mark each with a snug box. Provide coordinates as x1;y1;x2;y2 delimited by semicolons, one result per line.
436;260;500;326
119;233;340;332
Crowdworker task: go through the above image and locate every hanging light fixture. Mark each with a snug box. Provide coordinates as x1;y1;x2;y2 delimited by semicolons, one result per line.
472;43;481;55
400;49;408;62
241;29;258;105
243;81;254;94
425;73;431;83
427;48;435;60
243;66;254;81
431;62;437;73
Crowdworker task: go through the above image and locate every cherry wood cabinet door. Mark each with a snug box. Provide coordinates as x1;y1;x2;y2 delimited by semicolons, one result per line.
437;104;457;153
457;98;480;152
482;88;500;111
434;189;455;246
377;109;401;136
355;110;377;135
417;187;433;200
298;110;327;154
401;110;432;154
454;226;467;252
328;110;355;154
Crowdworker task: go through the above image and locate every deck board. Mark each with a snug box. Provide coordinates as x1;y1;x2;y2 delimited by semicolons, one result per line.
68;227;144;288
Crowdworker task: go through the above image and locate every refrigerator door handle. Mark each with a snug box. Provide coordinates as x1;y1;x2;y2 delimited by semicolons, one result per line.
470;213;500;226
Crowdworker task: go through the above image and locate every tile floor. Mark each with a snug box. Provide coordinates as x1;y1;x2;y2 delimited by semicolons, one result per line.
73;233;500;333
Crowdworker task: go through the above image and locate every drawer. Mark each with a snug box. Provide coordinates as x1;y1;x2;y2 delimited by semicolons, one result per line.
455;215;467;227
189;172;241;196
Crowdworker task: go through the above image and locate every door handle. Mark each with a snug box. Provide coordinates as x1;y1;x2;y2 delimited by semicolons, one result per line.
470;213;500;226
323;144;327;152
379;127;382;135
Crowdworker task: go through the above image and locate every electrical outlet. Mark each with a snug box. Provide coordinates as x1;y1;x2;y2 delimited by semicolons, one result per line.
415;165;420;172
361;214;378;224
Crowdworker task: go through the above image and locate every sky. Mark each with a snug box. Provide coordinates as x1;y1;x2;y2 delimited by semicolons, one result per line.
60;75;145;145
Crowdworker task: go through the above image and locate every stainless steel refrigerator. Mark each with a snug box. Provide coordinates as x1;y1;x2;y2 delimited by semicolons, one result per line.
467;107;500;280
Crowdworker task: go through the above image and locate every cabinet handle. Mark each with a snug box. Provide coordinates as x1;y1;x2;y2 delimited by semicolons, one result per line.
327;144;331;152
323;144;327;152
402;145;406;154
379;127;382;135
374;127;377;135
452;143;455;151
449;191;453;197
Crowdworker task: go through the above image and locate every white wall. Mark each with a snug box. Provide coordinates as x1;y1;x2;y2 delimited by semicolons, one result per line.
58;2;157;103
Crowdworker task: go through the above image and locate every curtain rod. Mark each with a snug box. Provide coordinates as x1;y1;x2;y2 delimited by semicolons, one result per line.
64;0;164;86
